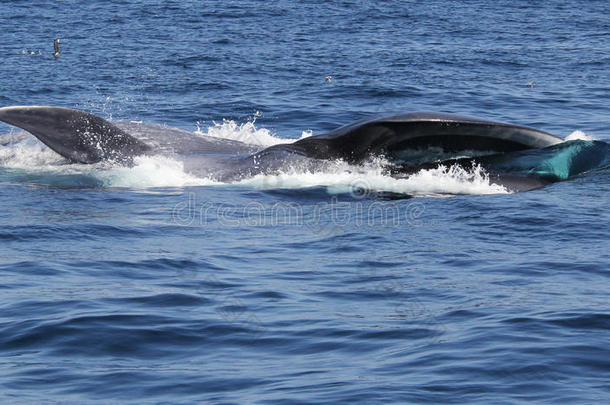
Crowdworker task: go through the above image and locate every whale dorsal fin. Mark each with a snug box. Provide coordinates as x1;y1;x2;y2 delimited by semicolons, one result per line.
0;106;151;163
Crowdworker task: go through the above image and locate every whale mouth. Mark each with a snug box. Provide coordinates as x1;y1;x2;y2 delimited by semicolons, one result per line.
1;105;608;195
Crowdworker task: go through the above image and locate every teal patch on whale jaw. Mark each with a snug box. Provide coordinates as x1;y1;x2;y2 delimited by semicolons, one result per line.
532;141;591;180
485;140;610;182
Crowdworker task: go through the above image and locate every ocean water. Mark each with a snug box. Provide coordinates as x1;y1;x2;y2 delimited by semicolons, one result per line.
1;1;609;403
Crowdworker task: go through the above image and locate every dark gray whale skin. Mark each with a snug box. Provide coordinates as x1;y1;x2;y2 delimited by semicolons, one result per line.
275;112;561;163
0;106;152;164
0;105;564;192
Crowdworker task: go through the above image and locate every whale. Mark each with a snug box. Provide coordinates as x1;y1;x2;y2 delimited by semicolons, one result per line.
1;105;607;193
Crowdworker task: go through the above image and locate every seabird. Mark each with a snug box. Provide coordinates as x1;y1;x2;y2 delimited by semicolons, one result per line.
53;38;60;58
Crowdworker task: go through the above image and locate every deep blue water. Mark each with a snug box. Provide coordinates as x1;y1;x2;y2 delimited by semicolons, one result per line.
1;1;609;403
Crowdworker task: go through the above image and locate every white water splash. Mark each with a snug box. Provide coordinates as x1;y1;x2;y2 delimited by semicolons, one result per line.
195;113;294;147
564;130;596;141
195;113;313;146
94;156;218;188
0;135;66;167
1;127;508;196
234;158;508;197
299;130;314;139
0;134;213;188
